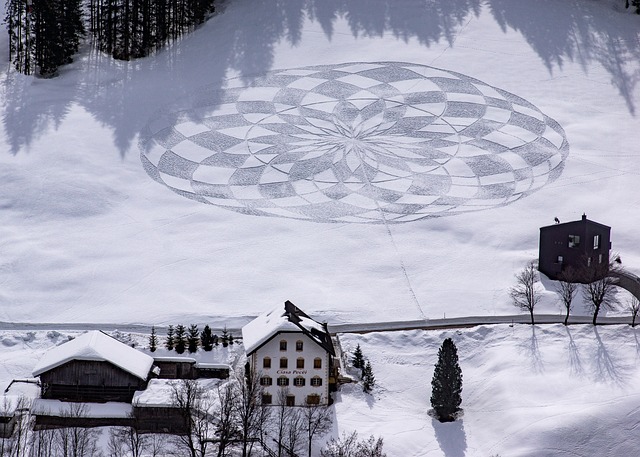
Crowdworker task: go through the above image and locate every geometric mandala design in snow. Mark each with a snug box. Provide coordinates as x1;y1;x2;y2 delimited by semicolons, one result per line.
140;62;569;224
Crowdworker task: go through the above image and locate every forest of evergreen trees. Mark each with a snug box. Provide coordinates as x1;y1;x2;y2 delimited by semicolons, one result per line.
4;0;215;77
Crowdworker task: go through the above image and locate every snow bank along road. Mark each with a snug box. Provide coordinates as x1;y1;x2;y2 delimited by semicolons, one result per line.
0;314;636;336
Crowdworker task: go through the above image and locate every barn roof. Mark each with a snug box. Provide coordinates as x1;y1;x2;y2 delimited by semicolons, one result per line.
32;331;155;380
242;300;335;356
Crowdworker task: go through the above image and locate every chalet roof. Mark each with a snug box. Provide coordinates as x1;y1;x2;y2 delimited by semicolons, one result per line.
242;300;335;356
32;331;155;381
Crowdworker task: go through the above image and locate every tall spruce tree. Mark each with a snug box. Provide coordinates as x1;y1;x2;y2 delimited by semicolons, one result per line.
221;326;229;347
187;324;200;353
430;338;463;422
165;325;175;350
352;344;365;371
174;324;187;354
362;361;375;393
149;326;158;352
200;325;214;351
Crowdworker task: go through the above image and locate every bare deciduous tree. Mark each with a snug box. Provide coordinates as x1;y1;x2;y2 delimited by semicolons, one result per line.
320;431;386;457
1;396;29;457
29;427;57;457
270;389;304;457
170;379;215;457
555;267;579;325
214;382;237;457
54;403;102;457
581;260;619;325
107;416;148;457
234;366;270;457
510;261;541;324
302;400;333;457
629;296;640;327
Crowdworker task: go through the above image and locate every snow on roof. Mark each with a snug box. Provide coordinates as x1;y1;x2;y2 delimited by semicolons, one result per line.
153;356;197;363
133;378;223;408
242;304;300;354
31;399;133;418
132;379;177;408
242;300;334;355
196;362;231;369
32;331;154;381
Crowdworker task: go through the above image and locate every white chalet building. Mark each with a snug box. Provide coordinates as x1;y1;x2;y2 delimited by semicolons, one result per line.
242;301;336;406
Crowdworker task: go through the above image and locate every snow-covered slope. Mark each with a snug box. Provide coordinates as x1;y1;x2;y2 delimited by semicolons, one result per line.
0;0;638;326
337;324;640;457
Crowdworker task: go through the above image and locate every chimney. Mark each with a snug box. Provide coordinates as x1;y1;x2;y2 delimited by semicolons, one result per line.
582;213;587;221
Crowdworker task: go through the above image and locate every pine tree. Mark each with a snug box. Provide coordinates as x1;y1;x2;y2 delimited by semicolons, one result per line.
174;324;187;354
228;333;234;345
165;325;175;350
430;338;463;422
213;334;219;346
5;0;35;74
221;326;229;347
187;324;200;353
362;361;375;393
149;326;158;352
352;344;365;371
200;325;214;351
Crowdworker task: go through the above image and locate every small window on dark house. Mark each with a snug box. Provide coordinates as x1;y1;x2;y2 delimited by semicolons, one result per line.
262;393;272;405
296;340;304;351
294;376;305;387
280;340;287;351
568;235;580;248
306;394;320;405
260;376;272;386
594;235;600;249
263;357;271;369
277;376;289;387
296;358;305;369
311;376;322;387
280;358;288;369
587;257;592;267
286;395;295;407
556;256;563;264
599;254;603;264
314;358;322;369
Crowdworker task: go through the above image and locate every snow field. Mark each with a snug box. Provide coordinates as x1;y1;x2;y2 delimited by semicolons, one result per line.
336;324;640;457
0;0;638;326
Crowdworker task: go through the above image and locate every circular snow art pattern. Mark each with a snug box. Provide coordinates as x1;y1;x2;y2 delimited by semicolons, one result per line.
140;62;568;223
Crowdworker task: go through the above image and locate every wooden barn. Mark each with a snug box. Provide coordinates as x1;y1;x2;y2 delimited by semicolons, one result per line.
32;331;157;403
152;357;197;379
539;214;612;281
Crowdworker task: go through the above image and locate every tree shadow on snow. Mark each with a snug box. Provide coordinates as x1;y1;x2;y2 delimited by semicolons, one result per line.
520;325;544;374
565;326;584;377
3;0;639;156
592;326;630;387
432;417;467;457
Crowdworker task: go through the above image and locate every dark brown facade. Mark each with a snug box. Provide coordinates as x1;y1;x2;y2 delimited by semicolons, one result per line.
132;406;188;434
39;360;150;403
539;214;611;281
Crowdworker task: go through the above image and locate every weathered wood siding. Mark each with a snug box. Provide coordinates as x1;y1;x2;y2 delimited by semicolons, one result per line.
39;360;148;402
33;415;133;430
154;361;196;379
133;406;188;434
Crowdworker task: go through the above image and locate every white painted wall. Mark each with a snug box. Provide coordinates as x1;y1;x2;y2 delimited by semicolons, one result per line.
250;332;330;406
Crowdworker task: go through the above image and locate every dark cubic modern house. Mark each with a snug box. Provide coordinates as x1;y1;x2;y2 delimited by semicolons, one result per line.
538;214;611;281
